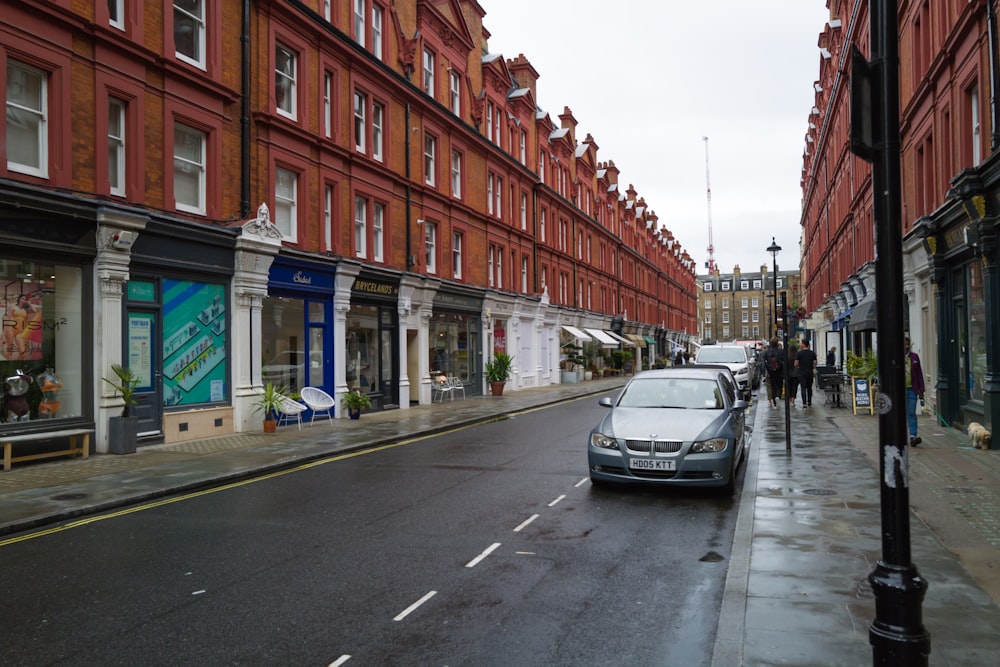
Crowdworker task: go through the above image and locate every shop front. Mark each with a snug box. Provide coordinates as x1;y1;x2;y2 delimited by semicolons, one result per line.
347;271;400;410
430;288;484;397
128;220;236;443
1;220;92;438
921;165;999;444
264;258;335;408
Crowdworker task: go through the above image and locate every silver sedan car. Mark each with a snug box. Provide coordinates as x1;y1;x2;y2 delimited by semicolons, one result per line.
588;367;750;494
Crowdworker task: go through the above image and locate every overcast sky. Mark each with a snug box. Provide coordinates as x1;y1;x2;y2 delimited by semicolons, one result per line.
482;0;831;277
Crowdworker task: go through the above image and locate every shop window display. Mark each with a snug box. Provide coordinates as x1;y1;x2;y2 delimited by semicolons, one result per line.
347;306;379;395
429;313;470;384
1;263;83;425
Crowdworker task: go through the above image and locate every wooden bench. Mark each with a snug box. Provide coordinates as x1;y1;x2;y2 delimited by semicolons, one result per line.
2;428;93;472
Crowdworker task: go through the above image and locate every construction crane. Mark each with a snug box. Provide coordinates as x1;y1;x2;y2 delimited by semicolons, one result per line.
703;136;716;273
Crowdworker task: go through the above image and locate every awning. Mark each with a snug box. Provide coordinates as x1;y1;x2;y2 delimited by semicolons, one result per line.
626;334;646;347
850;296;877;331
642;336;656;345
584;328;619;347
560;325;592;341
604;330;636;346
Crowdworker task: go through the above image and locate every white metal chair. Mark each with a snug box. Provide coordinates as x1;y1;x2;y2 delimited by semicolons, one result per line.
448;377;466;400
300;387;335;425
275;395;308;430
431;376;452;403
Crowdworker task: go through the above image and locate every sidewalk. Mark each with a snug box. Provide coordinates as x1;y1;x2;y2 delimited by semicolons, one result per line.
2;378;999;665
714;389;1000;666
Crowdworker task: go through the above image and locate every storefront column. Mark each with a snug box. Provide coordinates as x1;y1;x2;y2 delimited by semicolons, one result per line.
978;222;1000;447
333;264;361;416
396;292;412;410
232;206;281;432
94;212;146;452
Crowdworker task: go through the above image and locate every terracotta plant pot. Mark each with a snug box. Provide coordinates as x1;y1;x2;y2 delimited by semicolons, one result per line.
490;381;506;396
263;418;277;433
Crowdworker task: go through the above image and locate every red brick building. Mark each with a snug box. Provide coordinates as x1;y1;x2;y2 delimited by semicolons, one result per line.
1;0;697;450
801;1;999;440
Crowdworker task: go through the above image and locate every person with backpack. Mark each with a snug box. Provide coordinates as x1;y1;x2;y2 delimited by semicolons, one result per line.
764;337;784;407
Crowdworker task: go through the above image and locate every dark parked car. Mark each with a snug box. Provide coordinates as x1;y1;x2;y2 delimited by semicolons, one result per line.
588;367;750;494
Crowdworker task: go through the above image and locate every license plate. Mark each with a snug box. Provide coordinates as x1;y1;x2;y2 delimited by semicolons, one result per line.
629;458;676;471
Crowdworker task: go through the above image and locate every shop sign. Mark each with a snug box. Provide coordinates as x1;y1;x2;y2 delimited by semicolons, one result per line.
270;264;334;291
433;291;480;311
353;278;399;298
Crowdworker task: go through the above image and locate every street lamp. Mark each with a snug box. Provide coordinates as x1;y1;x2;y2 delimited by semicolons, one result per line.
767;237;781;337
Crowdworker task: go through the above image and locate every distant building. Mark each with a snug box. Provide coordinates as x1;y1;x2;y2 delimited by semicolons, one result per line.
697;265;802;344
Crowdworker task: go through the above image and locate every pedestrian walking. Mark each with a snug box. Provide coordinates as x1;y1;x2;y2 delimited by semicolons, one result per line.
795;339;818;407
786;339;800;406
905;337;926;446
763;337;784;407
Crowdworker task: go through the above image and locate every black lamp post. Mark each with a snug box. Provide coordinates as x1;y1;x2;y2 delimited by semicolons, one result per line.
767;238;781;337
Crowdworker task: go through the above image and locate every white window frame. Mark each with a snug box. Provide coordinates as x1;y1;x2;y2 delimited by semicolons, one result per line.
521;256;528;293
174;0;206;69
704;299;712;309
741;280;749;289
324;0;331;22
487;174;494;214
422;48;435;96
6;61;48;178
972;85;982;165
373;202;384;262
488;245;495;287
108;97;126;196
452;231;463;279
721;281;730;290
703;282;713;291
753;279;762;289
540;208;546;242
424;134;436;186
486;103;493;142
372;4;383;60
324;184;333;251
449;70;460;115
275;44;296;120
519;130;526;164
741;298;749;308
109;0;125;30
173;122;206;214
496;245;503;287
495;176;502;218
372;101;383;161
274;167;297;241
354;196;367;258
722;298;730;309
353;91;366;152
752;311;760;323
353;0;366;48
520;192;527;229
425;222;437;274
752;297;759;307
323;72;333;138
451;150;461;198
705;312;712;324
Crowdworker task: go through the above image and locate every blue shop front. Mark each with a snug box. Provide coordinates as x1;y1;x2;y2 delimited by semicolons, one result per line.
264;258;335;414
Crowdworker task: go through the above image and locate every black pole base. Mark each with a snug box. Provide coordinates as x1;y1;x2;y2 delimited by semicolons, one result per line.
868;560;931;665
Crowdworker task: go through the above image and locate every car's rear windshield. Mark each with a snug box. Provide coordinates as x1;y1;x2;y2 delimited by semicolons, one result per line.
618;378;723;409
697;348;746;364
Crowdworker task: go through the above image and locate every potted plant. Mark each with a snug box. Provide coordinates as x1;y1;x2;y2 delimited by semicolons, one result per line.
485;351;514;396
561;343;585;384
103;363;139;454
341;388;372;419
254;381;290;433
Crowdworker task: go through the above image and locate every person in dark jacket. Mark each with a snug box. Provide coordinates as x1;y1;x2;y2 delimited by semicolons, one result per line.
786;339;800;406
905;337;926;446
795;339;818;407
763;337;784;407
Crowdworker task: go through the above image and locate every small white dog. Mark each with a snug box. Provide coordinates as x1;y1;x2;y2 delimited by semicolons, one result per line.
968;422;992;449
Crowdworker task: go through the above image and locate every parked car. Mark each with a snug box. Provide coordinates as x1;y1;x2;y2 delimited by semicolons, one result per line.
693;343;756;396
588;367;750;495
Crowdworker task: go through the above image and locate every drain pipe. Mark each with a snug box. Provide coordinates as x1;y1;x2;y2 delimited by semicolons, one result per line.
406;103;413;270
988;1;1000;149
239;0;251;217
